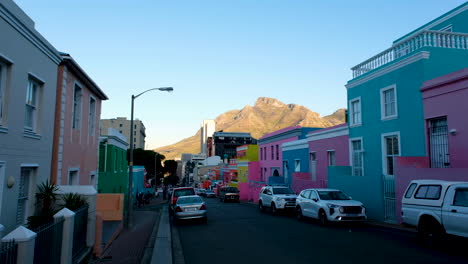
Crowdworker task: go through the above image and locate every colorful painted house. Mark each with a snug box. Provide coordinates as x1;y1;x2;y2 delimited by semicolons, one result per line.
257;126;320;185
283;124;349;194
236;144;258;201
395;67;468;222
329;3;468;222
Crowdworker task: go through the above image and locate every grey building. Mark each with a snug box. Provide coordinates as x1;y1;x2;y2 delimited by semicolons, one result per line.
100;117;146;149
213;132;257;161
0;0;62;233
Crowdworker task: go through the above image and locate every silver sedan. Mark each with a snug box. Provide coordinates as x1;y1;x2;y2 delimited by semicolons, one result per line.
173;195;207;223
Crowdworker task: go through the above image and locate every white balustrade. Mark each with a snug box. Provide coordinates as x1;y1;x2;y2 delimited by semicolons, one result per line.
351;30;468;78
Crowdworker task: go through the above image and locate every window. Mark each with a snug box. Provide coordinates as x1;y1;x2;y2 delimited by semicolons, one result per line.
349;98;361;126
415;185;441;200
0;62;7;125
351;139;363;176
119;124;123;127
260;167;263;181
0;161;5;213
328;151;336;166
405;183;417;198
310;191;318;200
68;170;78;185
263;168;267;181
453;189;468;207
300;190;310;198
381;86;397;119
275;145;279;160
89;97;96;136
383;133;399;175
17;167;34;225
260;148;263;160
294;160;301;172
428;117;450;168
271;146;274;160
25;78;41;131
90;173;96;185
72;84;82;129
309;152;317;181
119;130;122;133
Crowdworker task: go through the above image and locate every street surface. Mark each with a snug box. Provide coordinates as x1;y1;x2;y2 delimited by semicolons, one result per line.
175;198;468;264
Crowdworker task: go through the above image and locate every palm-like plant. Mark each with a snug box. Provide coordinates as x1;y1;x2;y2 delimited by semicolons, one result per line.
61;193;88;211
27;180;59;229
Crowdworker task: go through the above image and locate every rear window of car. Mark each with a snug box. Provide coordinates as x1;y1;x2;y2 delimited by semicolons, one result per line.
174;189;195;197
177;196;202;204
414;185;442;200
454;188;468;207
224;187;239;193
404;183;417;198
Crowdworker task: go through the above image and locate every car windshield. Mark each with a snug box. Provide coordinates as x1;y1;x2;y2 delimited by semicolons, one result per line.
206;190;214;193
272;188;295;195
225;187;239;193
198;189;206;193
174;189;195;197
317;191;350;200
177;196;203;204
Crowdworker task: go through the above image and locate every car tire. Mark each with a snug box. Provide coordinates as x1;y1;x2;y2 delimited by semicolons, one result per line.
271;203;277;215
418;218;444;247
319;210;328;226
296;206;303;221
259;201;265;212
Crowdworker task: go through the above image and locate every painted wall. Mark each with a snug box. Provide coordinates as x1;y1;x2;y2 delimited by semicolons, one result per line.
421;67;468;168
283;147;310;185
97;143;128;195
55;64;103;186
0;0;61;233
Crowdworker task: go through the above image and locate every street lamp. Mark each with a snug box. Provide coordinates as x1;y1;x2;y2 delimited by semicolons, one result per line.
124;87;173;229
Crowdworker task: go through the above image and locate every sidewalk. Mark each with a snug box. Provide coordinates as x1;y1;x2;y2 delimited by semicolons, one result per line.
95;195;167;264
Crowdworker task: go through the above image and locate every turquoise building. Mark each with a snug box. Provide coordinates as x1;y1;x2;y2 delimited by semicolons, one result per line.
329;3;468;222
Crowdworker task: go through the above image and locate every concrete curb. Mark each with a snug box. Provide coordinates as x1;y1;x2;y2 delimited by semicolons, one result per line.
151;205;172;264
140;208;162;264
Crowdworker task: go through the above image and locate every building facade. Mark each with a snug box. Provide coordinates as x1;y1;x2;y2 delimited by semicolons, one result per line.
51;53;108;187
213;132;257;161
200;120;215;156
329;3;468;222
0;0;62;233
100;117;146;149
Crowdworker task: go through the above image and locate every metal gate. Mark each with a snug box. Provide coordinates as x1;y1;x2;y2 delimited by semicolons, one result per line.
428;117;450;168
382;174;397;223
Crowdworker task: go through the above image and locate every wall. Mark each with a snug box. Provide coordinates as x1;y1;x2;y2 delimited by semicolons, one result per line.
96;193;124;221
283;147;309;185
0;0;61;233
421;67;468;167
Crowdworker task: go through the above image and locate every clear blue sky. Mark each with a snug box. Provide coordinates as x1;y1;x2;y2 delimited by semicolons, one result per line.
14;0;467;149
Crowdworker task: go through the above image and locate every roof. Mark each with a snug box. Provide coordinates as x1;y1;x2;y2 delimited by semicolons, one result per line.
60;52;108;100
408;179;468;187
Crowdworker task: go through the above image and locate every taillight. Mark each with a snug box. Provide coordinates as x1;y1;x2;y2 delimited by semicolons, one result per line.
172;197;178;204
200;204;206;210
175;206;183;212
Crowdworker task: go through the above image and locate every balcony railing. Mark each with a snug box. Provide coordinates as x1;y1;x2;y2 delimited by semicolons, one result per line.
352;30;468;78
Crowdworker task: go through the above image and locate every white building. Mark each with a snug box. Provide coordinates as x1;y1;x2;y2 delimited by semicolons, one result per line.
200;120;215;156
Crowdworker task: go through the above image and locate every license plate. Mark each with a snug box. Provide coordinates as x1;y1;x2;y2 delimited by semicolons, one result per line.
186;208;197;212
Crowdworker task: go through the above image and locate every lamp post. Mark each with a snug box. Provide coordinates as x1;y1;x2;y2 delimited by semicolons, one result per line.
125;87;173;229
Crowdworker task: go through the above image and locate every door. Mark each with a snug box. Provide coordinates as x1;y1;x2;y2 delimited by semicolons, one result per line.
309;190;320;218
299;190;311;216
263;188;273;207
428;117;450;168
309;152;317;181
442;186;468;237
382;134;399;223
283;161;289;184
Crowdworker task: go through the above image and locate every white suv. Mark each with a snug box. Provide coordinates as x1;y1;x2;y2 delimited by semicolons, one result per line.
295;188;366;225
258;186;297;215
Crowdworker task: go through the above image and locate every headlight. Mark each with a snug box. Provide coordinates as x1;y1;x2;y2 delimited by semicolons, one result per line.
327;203;339;208
275;197;283;201
362;206;366;214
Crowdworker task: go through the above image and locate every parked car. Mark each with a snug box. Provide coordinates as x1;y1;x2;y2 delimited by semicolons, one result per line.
197;189;207;197
169;187;196;215
219;187;240;202
173;195;207;223
258;186;297;214
295;188;366;225
402;180;468;244
205;190;216;198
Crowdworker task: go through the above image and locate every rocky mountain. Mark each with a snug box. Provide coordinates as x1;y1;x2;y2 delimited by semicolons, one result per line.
155;97;346;160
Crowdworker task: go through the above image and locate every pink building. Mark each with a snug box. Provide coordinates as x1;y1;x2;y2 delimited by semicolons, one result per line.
395;68;468;222
51;53;108;186
257;126;319;184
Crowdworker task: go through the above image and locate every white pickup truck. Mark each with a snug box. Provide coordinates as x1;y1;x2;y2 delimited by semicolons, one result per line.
401;180;468;244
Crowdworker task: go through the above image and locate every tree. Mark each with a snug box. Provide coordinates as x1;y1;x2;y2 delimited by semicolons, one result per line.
128;149;165;187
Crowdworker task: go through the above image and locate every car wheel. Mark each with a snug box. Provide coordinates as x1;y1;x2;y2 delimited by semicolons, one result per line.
296;206;303;221
319;210;328;226
259;201;265;212
271;203;277;215
418;218;444;247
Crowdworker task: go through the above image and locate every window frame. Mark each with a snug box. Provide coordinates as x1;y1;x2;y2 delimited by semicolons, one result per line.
381;132;401;176
72;82;83;130
327;150;336;166
349;137;364;176
453;188;468;207
414;185;442;200
17;165;37;225
405;183;417;198
0;62;7;126
380;85;398;120
68;168;79;185
24;76;43;132
294;159;301;172
349;97;362;127
89;96;96;136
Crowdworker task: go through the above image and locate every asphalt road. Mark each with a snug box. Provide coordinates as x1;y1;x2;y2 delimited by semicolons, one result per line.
174;198;468;264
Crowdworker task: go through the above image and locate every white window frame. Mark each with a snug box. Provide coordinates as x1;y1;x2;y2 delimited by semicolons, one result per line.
381;132;401;176
380;85;398;120
349;137;364;176
0;62;7;126
89;96;96;136
72;82;83;130
294;159;301;172
24;76;43;132
349;97;362;127
327;150;336;166
68;168;79;185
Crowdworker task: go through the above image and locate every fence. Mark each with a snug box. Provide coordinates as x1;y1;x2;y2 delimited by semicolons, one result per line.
382;174;397;223
32;217;64;264
73;205;89;260
0;240;18;264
